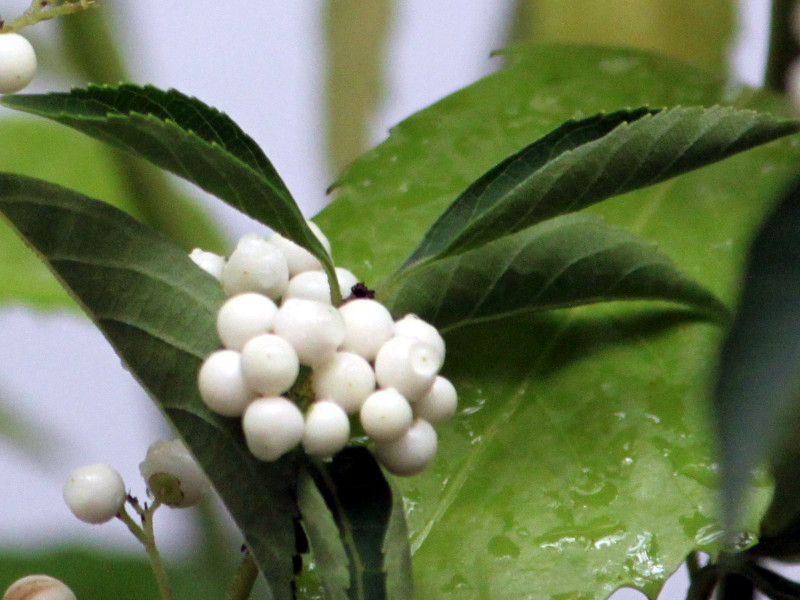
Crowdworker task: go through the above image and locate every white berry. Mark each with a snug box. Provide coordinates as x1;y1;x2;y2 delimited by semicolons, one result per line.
273;298;346;366
359;388;413;441
413;376;458;424
63;463;126;524
240;334;299;396
217;293;278;351
0;33;37;95
394;314;445;361
139;439;209;508
374;336;442;401
189;248;225;281
339;299;395;361
284;267;358;305
312;351;376;413
268;220;332;276
222;234;289;299
375;419;438;476
302;400;351;457
198;350;252;417
242;397;305;461
3;575;77;600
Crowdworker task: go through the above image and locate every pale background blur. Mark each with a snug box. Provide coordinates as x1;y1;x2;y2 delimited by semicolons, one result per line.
0;1;775;598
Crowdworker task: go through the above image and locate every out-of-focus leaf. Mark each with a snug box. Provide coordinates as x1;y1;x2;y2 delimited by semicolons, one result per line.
712;175;800;530
1;86;337;291
384;213;728;330
0;174;298;600
317;45;800;599
402;106;798;266
510;0;733;73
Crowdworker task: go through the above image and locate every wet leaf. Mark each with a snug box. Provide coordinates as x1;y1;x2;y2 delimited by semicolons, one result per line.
0;173;298;600
384;213;728;330
403;106;798;266
317;45;800;599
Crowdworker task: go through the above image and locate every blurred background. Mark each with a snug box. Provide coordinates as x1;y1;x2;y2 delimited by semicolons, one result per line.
0;1;779;598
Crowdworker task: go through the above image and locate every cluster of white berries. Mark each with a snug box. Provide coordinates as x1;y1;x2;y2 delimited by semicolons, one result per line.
193;222;457;476
62;439;209;525
0;33;37;94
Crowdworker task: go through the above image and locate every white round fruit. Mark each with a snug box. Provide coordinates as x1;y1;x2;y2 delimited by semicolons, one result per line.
268;221;332;276
0;33;37;95
189;248;225;281
3;575;77;600
198;350;252;417
240;334;299;396
222;234;289;299
413;376;458;424
394;314;445;361
63;463;126;524
139;439;210;508
374;419;438;476
273;298;346;366
217;293;279;351
242;397;305;461
374;336;442;401
284;267;358;304
339;299;395;361
312;351;375;413
302;400;351;457
359;388;413;441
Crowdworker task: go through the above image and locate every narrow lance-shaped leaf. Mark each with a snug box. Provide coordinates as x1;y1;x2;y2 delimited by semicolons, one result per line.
302;448;413;600
0;85;340;300
712;174;800;531
404;106;800;266
383;213;728;331
0;173;299;600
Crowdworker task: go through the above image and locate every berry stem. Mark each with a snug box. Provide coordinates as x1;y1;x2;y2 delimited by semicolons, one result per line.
223;550;259;600
118;498;175;600
2;0;97;33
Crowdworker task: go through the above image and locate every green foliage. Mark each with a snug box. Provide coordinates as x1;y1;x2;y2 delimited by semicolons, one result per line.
1;85;337;297
0;174;298;600
317;45;800;599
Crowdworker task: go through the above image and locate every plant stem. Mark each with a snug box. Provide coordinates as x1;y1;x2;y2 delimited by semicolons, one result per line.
765;0;800;92
119;499;175;600
1;0;96;33
223;550;259;600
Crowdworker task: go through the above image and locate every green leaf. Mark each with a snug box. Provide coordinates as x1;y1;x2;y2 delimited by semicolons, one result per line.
384;213;727;331
402;105;799;267
1;85;338;297
317;45;800;599
712;174;800;531
303;448;413;600
0;173;298;600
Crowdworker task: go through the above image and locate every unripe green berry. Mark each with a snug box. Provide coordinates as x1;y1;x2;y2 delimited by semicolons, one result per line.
63;463;126;524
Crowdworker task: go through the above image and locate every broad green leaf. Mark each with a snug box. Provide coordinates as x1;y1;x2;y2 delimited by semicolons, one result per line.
302;448;413;600
0;117;225;308
0;173;298;600
317;45;800;599
385;213;727;331
401;106;799;266
712;175;800;531
1;85;338;297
